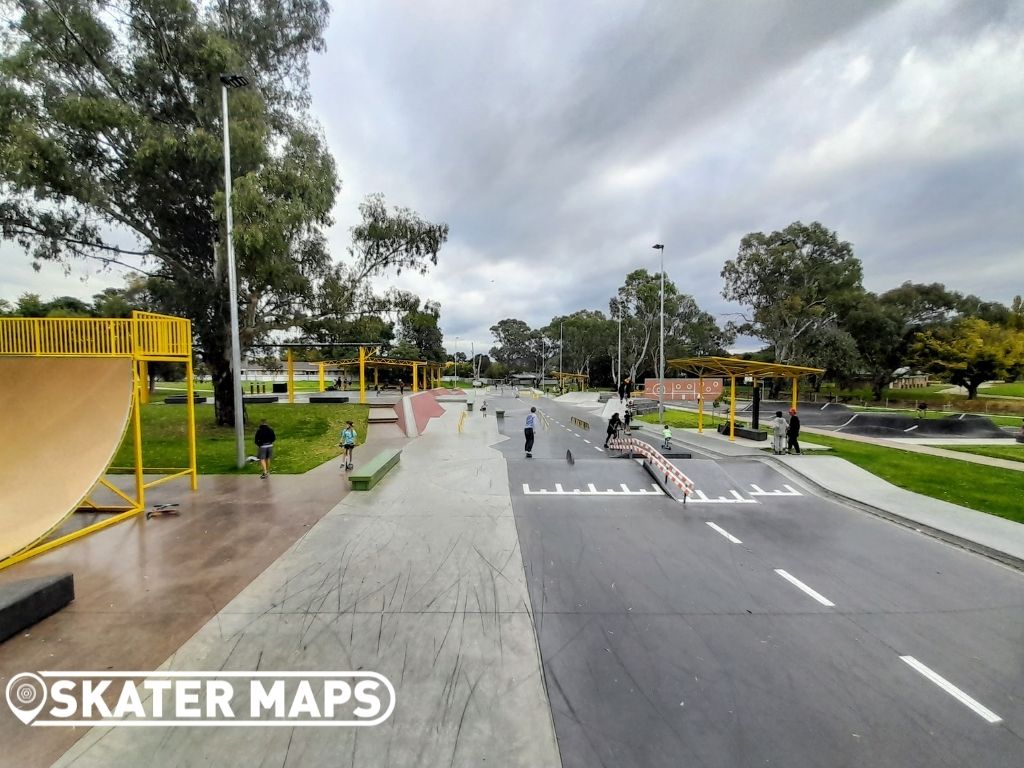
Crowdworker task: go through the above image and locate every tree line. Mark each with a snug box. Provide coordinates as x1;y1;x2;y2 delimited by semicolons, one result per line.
487;221;1024;399
487;269;734;387
721;221;1024;399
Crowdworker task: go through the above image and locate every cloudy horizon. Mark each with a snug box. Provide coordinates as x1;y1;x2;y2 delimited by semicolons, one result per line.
3;0;1022;356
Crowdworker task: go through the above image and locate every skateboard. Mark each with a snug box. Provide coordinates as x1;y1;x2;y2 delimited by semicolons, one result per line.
146;503;180;520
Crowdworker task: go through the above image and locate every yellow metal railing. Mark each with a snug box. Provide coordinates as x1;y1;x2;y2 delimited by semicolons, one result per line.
0;312;190;360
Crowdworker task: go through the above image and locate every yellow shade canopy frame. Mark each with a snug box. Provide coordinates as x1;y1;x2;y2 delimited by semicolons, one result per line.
317;348;445;403
666;356;824;441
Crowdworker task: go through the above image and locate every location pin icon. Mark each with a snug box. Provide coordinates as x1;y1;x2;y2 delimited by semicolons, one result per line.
6;673;48;725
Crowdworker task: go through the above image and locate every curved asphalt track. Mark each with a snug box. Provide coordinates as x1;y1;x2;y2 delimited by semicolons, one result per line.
491;391;1024;768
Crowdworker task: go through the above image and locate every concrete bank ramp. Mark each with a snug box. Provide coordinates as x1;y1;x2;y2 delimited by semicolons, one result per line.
0;357;133;561
835;412;1009;438
553;391;600;404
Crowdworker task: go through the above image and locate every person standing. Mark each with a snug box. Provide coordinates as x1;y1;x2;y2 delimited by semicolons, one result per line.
339;420;357;470
254;419;276;479
623;407;633;435
604;412;622;448
524;406;538;458
771;410;786;455
786;408;801;455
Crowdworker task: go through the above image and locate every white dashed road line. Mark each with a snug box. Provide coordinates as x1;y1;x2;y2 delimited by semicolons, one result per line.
595;447;604;452
706;522;742;544
583;439;591;444
900;656;1002;724
774;569;835;607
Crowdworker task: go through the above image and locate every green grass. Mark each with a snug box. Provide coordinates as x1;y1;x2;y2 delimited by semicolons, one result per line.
981;382;1024;398
112;403;369;474
637;409;750;430
794;433;1024;524
943;444;1024;464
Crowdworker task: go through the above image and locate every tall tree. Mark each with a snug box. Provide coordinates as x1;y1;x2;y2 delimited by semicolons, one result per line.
546;310;615;382
721;221;863;365
912;318;1023;399
396;298;445;362
0;0;337;425
489;318;533;370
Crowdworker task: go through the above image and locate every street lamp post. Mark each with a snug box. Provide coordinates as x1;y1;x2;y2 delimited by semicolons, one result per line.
454;336;459;389
653;243;666;424
220;73;250;469
559;322;563;393
617;303;622;390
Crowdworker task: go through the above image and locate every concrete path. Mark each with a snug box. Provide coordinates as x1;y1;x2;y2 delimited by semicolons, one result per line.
54;404;560;768
774;456;1024;564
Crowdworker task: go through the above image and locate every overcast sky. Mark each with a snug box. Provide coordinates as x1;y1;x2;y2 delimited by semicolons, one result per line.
3;0;1022;355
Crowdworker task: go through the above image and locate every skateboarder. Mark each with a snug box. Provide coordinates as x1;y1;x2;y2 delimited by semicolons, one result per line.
661;424;673;451
623;407;633;435
339;420;357;470
525;407;538;458
771;410;786;455
786;408;801;455
604;412;622;448
254;419;275;479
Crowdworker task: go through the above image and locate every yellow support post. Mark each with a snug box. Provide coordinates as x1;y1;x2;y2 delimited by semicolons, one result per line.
139;361;150;403
412;363;419;393
185;359;198;490
319;362;325;392
373;367;378;388
729;375;736;442
132;361;146;508
359;346;366;404
287;349;295;403
791;376;798;412
698;375;704;433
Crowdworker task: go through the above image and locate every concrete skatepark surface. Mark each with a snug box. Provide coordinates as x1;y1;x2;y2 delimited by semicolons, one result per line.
0;357;134;561
1;387;1022;767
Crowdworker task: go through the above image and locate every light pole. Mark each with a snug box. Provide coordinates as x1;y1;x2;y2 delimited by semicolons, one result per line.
453;336;459;388
220;73;249;469
559;322;564;393
616;301;622;390
653;243;665;423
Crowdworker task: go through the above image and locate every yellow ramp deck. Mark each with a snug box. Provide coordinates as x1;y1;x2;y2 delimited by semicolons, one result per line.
0;357;134;561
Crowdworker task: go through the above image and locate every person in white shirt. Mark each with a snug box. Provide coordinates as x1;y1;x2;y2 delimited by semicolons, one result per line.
524;407;538;458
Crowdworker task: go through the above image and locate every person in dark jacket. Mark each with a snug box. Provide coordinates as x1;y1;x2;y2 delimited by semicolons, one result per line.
786;408;801;455
254;419;276;478
605;412;623;448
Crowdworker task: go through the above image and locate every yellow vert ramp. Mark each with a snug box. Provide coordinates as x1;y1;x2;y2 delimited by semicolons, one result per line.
0;357;134;561
0;312;196;568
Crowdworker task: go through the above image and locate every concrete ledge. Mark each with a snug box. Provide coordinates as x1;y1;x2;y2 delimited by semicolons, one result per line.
0;573;75;643
163;395;207;404
307;394;350;404
349;448;401;491
243;395;279;404
717;422;768;441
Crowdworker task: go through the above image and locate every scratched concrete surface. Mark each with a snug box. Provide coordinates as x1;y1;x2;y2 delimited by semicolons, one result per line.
53;407;561;768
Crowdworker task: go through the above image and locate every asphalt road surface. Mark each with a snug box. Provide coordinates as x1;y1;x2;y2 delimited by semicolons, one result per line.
487;391;1024;768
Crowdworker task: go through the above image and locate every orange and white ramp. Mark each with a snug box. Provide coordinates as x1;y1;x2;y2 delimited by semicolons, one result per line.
0;357;134;561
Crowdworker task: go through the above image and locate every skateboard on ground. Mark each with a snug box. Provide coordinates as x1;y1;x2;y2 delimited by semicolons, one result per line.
146;503;180;519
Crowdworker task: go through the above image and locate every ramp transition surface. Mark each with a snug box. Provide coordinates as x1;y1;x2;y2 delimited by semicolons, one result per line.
0;357;133;560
